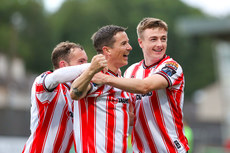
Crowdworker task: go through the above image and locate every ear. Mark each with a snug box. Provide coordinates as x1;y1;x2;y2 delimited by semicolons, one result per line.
102;46;111;55
59;60;68;68
138;38;143;48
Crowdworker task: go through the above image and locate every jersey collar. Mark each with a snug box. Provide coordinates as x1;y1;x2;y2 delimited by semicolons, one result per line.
142;54;169;69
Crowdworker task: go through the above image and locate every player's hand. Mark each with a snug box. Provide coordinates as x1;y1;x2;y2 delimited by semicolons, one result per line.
92;72;108;85
89;54;107;74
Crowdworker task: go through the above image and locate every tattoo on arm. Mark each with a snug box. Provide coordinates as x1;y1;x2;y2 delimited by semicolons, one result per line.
72;87;83;97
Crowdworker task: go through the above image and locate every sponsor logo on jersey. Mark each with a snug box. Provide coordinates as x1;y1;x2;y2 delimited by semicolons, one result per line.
165;61;178;69
161;61;178;77
174;140;181;149
136;92;153;100
117;98;129;104
110;97;129;104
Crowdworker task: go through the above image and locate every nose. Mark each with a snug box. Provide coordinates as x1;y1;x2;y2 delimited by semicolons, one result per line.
156;39;163;47
127;43;132;51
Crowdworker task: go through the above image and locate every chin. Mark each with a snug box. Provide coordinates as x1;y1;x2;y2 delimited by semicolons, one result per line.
120;62;128;68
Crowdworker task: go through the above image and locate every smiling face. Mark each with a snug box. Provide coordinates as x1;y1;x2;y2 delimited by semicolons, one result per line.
105;31;132;73
138;28;167;66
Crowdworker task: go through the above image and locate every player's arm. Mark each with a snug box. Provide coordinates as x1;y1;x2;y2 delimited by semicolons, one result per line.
44;63;90;91
70;54;107;100
94;73;168;94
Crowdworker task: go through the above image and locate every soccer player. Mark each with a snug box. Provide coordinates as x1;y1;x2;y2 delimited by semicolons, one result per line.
22;41;106;153
93;18;190;153
70;25;134;153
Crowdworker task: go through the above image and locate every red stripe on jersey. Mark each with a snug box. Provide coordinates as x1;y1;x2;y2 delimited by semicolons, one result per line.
73;137;77;153
88;97;97;153
106;88;116;153
167;74;189;151
139;101;158;152
173;73;184;86
121;91;128;153
65;132;74;153
39;93;60;152
132;121;144;152
130;61;143;78
79;98;88;153
53;85;71;152
127;61;145;152
155;55;170;69
150;91;177;153
53;104;69;152
36;83;46;93
31;89;60;152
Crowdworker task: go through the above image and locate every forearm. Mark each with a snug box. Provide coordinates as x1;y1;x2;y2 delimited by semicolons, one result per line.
70;54;107;100
106;76;148;94
45;63;90;90
105;74;168;94
70;68;96;100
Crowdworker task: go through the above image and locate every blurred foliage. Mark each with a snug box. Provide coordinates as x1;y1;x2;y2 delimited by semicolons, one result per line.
0;0;216;98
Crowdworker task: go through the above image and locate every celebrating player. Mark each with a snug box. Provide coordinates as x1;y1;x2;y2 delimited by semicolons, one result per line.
22;41;106;153
70;25;134;153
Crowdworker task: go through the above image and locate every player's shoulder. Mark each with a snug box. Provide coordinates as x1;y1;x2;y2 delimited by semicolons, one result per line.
160;57;184;75
35;70;53;82
127;60;143;70
163;56;182;68
40;70;53;77
124;60;143;77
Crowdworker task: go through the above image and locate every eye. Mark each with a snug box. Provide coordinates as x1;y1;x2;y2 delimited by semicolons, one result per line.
78;59;86;64
150;38;157;41
161;37;167;42
121;41;127;46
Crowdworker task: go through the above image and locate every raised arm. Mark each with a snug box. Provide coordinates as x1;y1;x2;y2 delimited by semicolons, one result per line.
45;63;90;90
70;54;107;100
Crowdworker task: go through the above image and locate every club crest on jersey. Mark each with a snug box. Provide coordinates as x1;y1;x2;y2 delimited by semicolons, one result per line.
136;92;152;100
161;61;178;77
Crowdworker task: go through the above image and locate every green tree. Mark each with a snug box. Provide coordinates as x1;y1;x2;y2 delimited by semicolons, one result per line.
0;0;53;73
0;0;216;97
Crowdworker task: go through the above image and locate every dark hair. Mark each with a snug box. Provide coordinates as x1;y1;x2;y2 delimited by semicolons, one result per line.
51;41;84;69
91;25;127;54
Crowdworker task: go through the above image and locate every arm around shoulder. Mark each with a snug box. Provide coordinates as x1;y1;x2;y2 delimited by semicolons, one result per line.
104;73;168;94
70;54;107;100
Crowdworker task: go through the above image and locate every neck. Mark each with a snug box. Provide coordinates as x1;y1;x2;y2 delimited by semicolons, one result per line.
108;64;119;75
144;55;165;66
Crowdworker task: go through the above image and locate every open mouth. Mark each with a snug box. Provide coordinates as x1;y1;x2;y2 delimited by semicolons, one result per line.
154;49;163;52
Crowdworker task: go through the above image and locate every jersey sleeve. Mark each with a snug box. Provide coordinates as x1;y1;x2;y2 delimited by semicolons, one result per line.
44;63;90;90
156;60;184;87
33;71;58;104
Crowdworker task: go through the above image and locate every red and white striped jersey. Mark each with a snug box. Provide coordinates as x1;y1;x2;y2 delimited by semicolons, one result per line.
124;55;189;153
22;71;74;153
73;70;133;153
